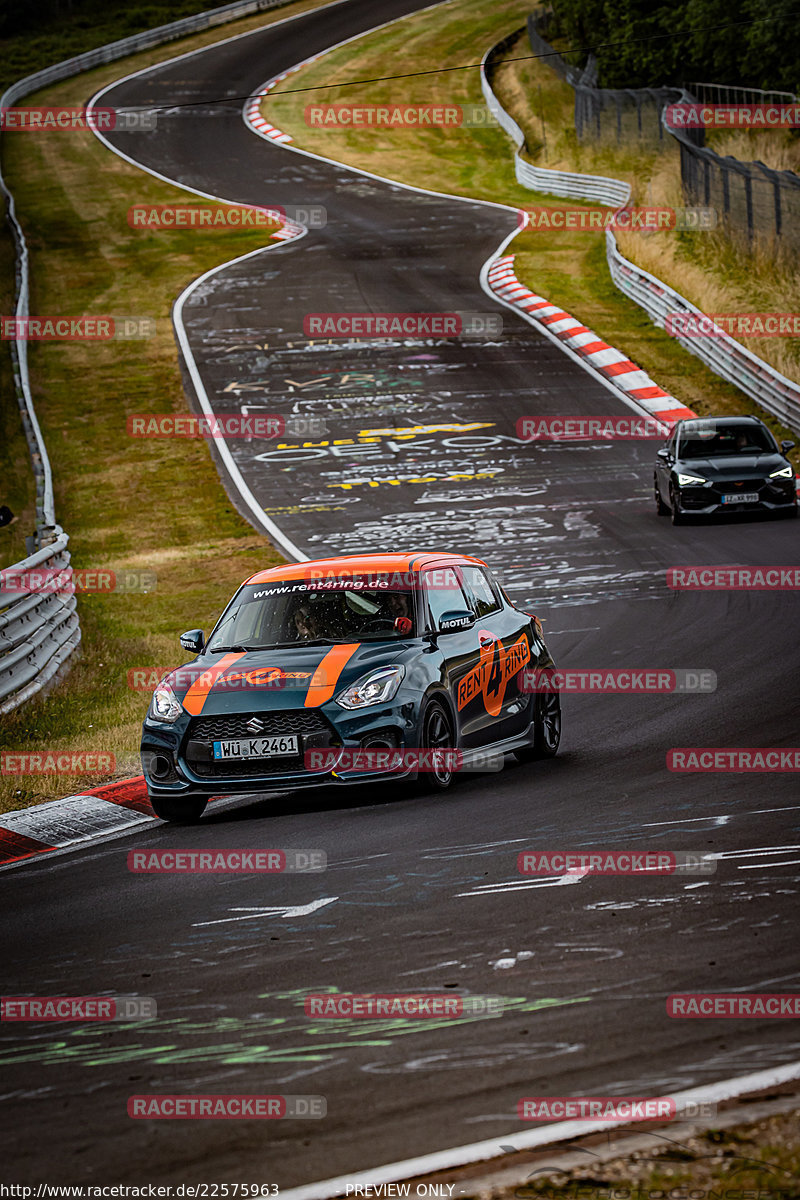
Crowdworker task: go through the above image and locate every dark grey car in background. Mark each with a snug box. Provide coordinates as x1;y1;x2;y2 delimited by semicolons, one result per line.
654;415;796;525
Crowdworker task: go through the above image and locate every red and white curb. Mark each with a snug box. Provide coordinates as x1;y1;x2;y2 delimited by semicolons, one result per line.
0;777;152;867
487;255;697;428
244;50;326;146
245;51;325;146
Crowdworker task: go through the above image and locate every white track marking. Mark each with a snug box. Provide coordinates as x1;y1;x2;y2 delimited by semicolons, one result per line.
458;868;590;897
192;896;337;925
276;1061;800;1200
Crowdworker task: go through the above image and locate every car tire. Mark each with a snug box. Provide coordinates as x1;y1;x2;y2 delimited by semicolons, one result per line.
148;794;209;823
514;690;561;762
416;700;456;793
654;477;669;515
785;505;798;519
669;485;685;526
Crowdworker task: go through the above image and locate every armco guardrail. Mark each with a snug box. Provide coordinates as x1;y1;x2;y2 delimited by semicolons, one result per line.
0;533;80;715
481;33;800;438
0;0;295;712
606;233;800;435
480;42;631;208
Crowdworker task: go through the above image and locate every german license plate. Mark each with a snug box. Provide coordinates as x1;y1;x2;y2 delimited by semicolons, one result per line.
213;735;299;760
722;493;759;504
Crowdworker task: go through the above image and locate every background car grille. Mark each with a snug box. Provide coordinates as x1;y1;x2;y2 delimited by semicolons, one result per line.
183;710;336;779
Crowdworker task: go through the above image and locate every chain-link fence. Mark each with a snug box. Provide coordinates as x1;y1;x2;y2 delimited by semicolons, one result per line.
526;15;800;250
668;85;800;246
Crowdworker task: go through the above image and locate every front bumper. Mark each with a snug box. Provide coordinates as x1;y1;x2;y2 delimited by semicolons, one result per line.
677;478;796;515
141;699;423;798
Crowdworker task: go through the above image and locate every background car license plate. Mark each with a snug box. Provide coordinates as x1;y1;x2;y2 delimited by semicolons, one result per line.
213;735;299;760
722;493;759;504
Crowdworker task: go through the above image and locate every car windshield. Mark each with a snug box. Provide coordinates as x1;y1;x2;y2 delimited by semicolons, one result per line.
679;423;775;459
206;576;416;651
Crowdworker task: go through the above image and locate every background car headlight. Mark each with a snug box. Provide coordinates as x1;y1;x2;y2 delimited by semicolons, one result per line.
677;472;708;486
149;682;184;723
336;665;405;709
769;465;794;479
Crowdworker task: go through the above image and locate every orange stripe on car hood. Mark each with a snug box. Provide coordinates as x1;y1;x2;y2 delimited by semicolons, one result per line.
304;643;360;708
182;652;246;716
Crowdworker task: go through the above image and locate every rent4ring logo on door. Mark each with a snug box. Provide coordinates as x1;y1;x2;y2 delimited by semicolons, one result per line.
457;633;530;714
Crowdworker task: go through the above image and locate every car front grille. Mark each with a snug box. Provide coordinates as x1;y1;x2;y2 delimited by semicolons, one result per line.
184;710;337;779
189;711;330;740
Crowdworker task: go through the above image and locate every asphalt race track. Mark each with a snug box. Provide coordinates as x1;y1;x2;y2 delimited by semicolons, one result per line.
2;0;800;1187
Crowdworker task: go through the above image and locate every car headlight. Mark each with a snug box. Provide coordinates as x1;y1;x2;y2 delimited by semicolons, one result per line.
148;682;184;723
769;465;794;479
335;665;405;709
677;473;708;486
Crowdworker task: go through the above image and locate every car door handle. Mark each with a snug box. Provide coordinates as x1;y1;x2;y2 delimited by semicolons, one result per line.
478;634;494;648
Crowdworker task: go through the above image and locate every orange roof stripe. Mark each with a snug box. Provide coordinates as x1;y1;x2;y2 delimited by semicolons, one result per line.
247;552;485;586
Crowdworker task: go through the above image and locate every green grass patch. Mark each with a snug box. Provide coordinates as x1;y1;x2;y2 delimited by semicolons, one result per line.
0;0;335;812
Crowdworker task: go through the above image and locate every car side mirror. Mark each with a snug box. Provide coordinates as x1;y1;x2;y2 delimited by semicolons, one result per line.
437;609;475;633
656;448;670;461
180;629;205;654
781;440;795;455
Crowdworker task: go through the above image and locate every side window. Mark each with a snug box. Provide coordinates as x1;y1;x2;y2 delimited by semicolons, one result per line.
460;566;502;618
424;567;469;630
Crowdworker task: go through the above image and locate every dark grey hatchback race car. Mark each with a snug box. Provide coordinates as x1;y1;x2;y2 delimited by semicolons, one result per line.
654;415;796;525
140;552;561;822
